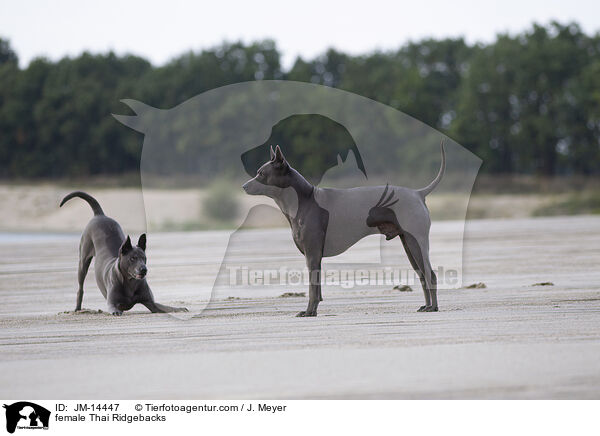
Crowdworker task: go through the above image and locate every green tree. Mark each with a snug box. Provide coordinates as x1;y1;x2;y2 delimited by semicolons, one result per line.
1;23;599;179
452;22;597;175
0;38;18;65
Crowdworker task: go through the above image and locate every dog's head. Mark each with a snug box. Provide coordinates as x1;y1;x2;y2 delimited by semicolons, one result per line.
242;145;292;197
118;234;148;281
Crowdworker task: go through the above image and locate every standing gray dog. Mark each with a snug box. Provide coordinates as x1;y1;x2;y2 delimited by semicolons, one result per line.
243;143;445;316
60;191;188;315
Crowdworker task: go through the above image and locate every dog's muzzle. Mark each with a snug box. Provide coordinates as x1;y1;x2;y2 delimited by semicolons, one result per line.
131;267;147;280
242;179;257;194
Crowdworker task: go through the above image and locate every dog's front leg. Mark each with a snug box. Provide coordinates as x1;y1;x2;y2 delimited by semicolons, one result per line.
139;283;188;313
104;287;123;315
142;300;188;313
106;297;123;316
297;253;322;317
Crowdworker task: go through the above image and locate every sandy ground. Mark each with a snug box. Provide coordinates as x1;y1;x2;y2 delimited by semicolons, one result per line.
0;215;599;399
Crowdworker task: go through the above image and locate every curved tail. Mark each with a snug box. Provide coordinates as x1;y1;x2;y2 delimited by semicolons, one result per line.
60;191;104;216
417;140;446;197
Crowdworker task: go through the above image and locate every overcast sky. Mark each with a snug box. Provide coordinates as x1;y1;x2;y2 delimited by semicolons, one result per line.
1;0;599;69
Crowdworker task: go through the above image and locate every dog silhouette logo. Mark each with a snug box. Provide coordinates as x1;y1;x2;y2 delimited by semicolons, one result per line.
113;80;481;317
3;402;50;433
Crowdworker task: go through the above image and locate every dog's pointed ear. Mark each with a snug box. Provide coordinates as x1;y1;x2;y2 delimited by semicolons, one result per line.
274;145;286;165
270;145;276;161
120;236;133;255
137;234;147;251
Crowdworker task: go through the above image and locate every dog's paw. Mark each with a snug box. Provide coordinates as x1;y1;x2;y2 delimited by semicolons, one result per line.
111;310;123;316
417;306;439;312
174;307;189;313
296;311;317;317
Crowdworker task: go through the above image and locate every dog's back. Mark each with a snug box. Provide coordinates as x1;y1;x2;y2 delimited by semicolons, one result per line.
83;215;126;260
60;191;126;264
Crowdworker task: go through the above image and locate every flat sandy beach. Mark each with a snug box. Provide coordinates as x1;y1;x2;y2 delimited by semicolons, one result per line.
0;215;599;399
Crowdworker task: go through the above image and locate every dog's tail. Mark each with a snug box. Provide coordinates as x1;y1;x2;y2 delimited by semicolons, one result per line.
417;140;446;198
60;191;104;216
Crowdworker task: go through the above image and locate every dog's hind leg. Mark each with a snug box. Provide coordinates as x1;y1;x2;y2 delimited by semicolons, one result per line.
76;237;94;311
399;232;435;312
428;266;438;311
411;235;438;312
417;232;438;312
419;241;438;312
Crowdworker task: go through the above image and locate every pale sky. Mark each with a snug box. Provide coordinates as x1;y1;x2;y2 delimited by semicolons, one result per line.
1;0;599;69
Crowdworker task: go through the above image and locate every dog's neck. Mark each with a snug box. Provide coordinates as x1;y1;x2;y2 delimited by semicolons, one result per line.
112;259;127;285
112;258;141;289
271;167;315;219
287;167;314;198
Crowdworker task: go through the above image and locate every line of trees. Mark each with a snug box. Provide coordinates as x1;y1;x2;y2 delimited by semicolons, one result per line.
0;21;599;179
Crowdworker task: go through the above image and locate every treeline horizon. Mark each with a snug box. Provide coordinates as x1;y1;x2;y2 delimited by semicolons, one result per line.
1;20;599;179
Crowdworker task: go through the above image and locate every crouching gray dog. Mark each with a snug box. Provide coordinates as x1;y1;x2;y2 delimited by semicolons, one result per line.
243;143;445;317
60;191;188;315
